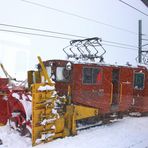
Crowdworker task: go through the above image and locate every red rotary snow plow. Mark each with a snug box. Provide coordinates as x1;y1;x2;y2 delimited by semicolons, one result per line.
0;78;9;125
0;64;32;136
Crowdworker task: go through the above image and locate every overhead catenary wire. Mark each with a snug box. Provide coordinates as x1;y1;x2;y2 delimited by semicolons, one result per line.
0;23;84;39
20;0;138;35
102;43;137;50
102;40;137;48
119;0;148;17
0;23;138;48
0;29;73;40
0;28;139;51
0;28;139;52
143;38;148;41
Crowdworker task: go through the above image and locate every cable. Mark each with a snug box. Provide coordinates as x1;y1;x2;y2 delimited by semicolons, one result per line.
0;23;138;48
0;23;85;39
0;29;73;40
119;0;148;17
102;43;137;50
21;0;138;35
102;40;137;48
143;39;148;41
0;28;138;51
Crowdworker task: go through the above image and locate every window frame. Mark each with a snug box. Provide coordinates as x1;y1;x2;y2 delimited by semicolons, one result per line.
82;67;102;85
56;66;70;82
133;72;145;90
46;66;52;78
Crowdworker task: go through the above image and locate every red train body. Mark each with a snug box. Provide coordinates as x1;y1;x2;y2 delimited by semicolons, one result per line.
0;78;9;124
132;67;148;114
0;37;147;144
42;59;148;115
0;78;31;134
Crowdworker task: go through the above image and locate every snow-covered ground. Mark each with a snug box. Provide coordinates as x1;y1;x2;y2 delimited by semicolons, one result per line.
0;117;148;148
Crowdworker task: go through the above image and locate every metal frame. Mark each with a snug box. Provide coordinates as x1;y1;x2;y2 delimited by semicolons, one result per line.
63;37;106;62
133;71;145;90
82;66;102;85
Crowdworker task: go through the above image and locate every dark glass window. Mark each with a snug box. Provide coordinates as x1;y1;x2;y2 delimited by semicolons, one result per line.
83;67;101;84
134;73;144;89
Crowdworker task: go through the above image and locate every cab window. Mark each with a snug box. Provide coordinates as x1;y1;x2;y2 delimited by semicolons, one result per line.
46;66;51;77
134;73;145;89
83;67;101;84
56;67;70;81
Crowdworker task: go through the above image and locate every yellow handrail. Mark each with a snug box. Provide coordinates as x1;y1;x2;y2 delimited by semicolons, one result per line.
110;83;113;105
37;56;54;86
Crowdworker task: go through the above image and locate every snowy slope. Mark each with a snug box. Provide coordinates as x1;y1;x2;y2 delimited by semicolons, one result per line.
0;117;148;148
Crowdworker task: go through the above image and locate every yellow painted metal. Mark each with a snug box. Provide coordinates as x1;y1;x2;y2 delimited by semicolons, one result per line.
32;86;100;146
119;83;123;104
63;105;99;136
27;71;41;88
37;56;54;86
67;85;72;104
31;57;67;146
34;71;41;83
67;85;71;97
110;83;113;105
74;105;98;120
32;85;78;146
27;71;34;88
54;117;65;133
31;56;101;146
32;83;58;146
65;105;77;136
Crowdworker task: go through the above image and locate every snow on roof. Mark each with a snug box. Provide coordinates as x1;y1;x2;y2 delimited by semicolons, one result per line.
45;59;148;69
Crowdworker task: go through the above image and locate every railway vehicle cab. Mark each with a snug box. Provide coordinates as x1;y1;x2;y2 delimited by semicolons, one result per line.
24;36;148;145
27;38;136;119
28;60;134;117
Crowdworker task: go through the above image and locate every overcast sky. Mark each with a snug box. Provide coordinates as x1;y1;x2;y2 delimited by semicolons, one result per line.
0;0;148;79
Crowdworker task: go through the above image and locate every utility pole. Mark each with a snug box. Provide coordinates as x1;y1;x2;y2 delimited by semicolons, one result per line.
138;20;148;64
138;20;142;63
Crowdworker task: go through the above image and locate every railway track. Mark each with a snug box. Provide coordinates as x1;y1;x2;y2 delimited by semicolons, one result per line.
77;118;120;131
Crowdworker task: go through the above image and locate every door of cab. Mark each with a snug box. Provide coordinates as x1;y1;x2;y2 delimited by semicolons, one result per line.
119;67;133;111
111;67;133;112
111;68;120;111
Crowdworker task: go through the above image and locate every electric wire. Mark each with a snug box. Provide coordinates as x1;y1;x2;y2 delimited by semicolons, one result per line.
0;23;85;39
0;29;73;40
119;0;148;17
143;39;148;41
0;23;138;48
0;28;139;51
20;0;138;35
102;43;137;50
102;40;137;48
